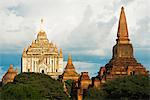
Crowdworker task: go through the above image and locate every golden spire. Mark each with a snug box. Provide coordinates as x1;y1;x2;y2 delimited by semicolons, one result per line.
37;19;48;40
67;53;73;65
40;18;44;32
64;53;75;70
59;48;63;58
23;48;26;52
8;64;14;72
117;6;130;44
22;48;27;57
54;45;58;53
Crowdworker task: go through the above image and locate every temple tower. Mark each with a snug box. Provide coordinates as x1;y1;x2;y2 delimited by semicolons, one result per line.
102;7;148;80
2;64;18;86
21;19;63;79
113;7;133;58
62;54;79;81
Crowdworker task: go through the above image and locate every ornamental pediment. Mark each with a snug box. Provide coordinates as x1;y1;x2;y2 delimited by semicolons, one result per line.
26;46;58;54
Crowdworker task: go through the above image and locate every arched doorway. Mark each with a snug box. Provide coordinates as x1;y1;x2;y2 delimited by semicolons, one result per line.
42;70;44;73
38;63;47;74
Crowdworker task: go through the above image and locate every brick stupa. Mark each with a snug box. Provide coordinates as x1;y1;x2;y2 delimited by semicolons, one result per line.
2;64;18;85
62;54;79;81
99;7;149;81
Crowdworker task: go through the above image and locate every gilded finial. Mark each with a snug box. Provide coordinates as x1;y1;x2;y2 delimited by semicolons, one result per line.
68;53;72;65
59;48;63;58
40;18;44;32
41;18;43;24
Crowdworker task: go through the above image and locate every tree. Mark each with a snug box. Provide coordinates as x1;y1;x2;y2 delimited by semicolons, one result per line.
1;73;69;100
84;75;150;100
65;80;74;96
83;87;107;100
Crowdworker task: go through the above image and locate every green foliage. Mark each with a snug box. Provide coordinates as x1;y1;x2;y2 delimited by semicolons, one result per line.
1;72;68;100
0;86;2;99
84;75;150;100
103;75;150;99
65;80;74;97
83;87;107;100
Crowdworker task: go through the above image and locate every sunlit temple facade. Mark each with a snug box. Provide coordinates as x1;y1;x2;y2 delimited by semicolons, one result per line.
21;20;63;78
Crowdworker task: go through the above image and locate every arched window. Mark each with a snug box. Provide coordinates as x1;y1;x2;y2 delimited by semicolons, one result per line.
133;71;135;75
130;72;132;75
130;71;135;75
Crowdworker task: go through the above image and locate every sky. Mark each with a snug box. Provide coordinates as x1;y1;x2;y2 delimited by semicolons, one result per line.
0;0;150;78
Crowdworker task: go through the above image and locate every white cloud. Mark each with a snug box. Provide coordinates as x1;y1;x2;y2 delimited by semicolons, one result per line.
0;0;149;57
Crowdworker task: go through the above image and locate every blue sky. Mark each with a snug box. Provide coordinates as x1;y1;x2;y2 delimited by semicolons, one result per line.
0;0;150;79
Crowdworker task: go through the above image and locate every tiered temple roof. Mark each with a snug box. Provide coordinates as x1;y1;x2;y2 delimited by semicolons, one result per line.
22;20;62;57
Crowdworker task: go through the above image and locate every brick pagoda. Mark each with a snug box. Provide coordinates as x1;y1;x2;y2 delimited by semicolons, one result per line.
99;7;149;81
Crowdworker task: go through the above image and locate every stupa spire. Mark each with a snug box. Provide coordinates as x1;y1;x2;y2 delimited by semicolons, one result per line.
67;53;73;65
37;19;48;40
40;18;44;32
117;6;130;44
62;54;79;81
59;48;63;58
8;64;14;72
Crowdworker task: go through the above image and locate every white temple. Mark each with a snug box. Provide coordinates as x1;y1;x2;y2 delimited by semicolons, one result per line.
21;19;63;79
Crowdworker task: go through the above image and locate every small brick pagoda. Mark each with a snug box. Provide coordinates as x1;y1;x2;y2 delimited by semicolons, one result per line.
2;64;18;86
62;54;79;81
